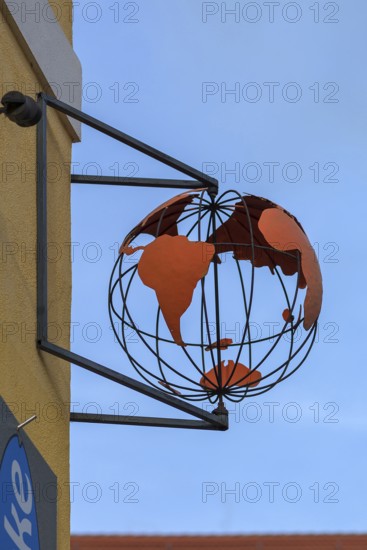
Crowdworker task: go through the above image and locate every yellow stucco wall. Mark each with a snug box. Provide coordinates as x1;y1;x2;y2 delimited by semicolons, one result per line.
54;0;74;43
0;2;74;548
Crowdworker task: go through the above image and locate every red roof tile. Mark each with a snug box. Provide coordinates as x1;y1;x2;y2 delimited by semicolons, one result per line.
70;535;367;550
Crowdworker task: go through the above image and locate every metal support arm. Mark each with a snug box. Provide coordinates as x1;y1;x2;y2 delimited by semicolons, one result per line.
70;413;226;430
39;340;228;430
71;174;206;190
34;93;226;431
46;94;218;196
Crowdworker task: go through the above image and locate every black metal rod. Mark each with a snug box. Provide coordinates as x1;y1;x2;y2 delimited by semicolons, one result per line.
70;412;225;430
42;94;218;194
38;340;228;430
210;202;223;391
71;175;205;190
36;95;48;342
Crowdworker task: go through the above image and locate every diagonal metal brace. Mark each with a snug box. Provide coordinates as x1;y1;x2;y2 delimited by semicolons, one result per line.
44;94;218;196
38;341;228;431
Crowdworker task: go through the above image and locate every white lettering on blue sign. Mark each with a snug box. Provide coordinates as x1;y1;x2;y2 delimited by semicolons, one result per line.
0;436;40;549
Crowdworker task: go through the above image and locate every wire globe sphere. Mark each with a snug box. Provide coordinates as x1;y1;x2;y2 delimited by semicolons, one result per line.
109;189;321;404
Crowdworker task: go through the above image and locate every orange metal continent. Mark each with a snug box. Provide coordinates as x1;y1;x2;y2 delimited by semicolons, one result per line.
207;195;307;286
120;191;203;251
282;308;294;323
200;360;261;390
207;196;322;330
258;208;322;330
124;235;215;346
205;338;233;351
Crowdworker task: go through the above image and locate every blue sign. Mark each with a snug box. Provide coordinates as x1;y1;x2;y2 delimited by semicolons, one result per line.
0;397;57;548
0;435;40;549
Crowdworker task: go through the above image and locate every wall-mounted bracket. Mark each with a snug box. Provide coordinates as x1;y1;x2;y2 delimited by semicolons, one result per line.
33;93;225;431
1;91;42;127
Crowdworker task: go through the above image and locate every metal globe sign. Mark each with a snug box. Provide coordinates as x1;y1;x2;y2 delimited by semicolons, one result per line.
109;189;322;406
4;91;321;427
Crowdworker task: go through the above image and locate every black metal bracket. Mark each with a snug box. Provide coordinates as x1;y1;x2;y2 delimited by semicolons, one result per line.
33;93;226;431
1;91;42;127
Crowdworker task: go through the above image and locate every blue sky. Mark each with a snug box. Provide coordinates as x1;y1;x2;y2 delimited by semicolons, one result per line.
69;0;367;535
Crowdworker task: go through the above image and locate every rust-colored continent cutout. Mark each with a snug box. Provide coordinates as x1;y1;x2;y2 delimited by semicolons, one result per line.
282;308;294;323
207;195;307;287
200;360;261;390
205;338;233;351
258;208;322;330
122;235;215;345
207;195;322;330
120;190;203;252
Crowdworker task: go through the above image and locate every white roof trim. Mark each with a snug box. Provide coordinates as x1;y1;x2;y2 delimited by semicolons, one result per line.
1;0;82;141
